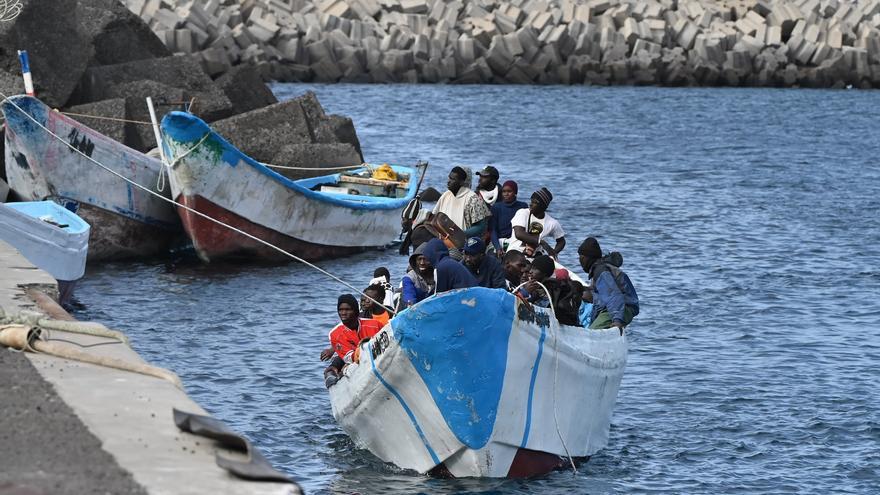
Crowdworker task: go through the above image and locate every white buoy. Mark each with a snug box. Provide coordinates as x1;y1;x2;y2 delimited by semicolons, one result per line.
17;50;34;96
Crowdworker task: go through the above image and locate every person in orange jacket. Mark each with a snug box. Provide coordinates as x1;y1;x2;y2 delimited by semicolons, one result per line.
321;294;383;387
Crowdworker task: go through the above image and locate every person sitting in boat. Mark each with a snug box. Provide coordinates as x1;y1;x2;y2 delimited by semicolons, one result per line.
462;237;506;289
578;237;639;331
401;243;435;308
370;267;397;308
475;165;501;205
502;249;531;291
489;180;528;257
320;294;384;365
360;283;392;327
423;238;478;293
507;187;566;260
429;166;491;239
525;255;584;327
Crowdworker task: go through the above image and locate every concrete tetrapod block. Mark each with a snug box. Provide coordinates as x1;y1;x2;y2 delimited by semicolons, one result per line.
269;143;362;180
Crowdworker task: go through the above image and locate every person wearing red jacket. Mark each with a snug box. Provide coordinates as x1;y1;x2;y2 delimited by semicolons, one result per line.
321;294;383;388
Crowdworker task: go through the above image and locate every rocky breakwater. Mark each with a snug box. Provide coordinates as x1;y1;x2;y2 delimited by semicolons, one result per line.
120;0;880;88
0;0;363;188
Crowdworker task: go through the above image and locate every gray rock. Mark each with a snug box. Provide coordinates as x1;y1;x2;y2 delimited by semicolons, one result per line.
0;0;91;107
212;64;278;116
211;98;314;164
313;114;364;162
77;0;170;67
72;55;217;105
269;143;362;180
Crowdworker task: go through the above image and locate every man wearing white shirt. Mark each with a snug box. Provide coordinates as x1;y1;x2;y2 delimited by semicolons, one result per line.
507;187;566;259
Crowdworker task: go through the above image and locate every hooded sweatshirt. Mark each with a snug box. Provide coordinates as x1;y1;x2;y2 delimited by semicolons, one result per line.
423;238;478;293
402;243;436;306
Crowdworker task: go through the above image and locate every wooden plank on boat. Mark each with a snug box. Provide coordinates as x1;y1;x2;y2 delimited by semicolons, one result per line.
339;175;409;188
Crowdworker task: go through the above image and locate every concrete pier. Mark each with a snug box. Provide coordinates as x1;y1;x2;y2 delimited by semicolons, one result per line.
0;240;300;495
121;0;880;88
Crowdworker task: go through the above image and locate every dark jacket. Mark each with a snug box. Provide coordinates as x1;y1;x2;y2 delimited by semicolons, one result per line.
402;243;435;306
468;254;507;289
423;239;478;293
590;262;639;325
489;199;528;250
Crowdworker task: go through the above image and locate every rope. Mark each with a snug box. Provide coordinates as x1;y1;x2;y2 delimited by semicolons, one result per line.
170;132;366;172
0;92;393;315
514;280;577;473
58;111;153;125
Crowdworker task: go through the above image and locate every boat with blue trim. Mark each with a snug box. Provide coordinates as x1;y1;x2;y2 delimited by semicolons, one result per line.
328;286;628;478
0;200;89;304
2;95;181;260
160;111;421;262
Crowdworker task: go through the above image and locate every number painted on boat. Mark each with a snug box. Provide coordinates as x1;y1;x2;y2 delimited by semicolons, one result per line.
371;331;390;360
67;129;95;157
517;304;551;327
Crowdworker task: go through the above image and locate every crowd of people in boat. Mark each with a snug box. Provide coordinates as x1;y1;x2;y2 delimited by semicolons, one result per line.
321;165;639;386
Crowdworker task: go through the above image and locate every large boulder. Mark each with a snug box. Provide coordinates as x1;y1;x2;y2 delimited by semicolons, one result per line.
270;143;363;181
0;0;91;107
213;64;278;116
77;0;171;67
313;114;363;161
210;99;313;164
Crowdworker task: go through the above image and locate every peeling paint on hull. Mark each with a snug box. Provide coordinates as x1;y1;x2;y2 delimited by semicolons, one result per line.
2;95;181;261
177;194;366;262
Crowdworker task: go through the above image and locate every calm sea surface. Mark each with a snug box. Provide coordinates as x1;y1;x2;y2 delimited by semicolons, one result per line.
73;85;880;494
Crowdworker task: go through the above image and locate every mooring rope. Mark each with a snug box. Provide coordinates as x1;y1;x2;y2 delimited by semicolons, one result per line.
0;92;394;315
58;111;153;125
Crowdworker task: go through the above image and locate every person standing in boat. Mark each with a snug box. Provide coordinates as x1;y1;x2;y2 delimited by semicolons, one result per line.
430;166;491;238
578;237;640;331
475;165;501;205
423;238;478;293
360;284;392;327
507;187;566;260
462;237;507;289
401;243;435;308
489;180;528;257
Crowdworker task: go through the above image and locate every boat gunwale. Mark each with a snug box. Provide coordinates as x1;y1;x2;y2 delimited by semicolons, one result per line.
161;111;420;212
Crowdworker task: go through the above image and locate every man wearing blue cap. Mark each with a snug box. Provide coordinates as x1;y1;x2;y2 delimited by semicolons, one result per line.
462;237;507;289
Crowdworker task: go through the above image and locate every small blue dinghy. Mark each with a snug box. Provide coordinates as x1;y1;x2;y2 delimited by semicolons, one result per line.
0;201;90;303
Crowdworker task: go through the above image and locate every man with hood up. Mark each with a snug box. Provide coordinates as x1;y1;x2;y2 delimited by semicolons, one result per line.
423;238;478;293
401;243;436;308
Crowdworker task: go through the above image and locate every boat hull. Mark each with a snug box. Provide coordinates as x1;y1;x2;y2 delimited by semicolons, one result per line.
175;194;365;262
161;111;418;263
329;288;628;478
0;201;89;304
2;95;180;260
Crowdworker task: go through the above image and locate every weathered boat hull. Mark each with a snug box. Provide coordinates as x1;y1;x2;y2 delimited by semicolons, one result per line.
175;194;365;261
161;111;418;263
2;95;181;260
329;288;628;478
0;201;90;305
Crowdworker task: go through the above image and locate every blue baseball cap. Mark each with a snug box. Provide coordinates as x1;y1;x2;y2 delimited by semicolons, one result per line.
463;237;485;255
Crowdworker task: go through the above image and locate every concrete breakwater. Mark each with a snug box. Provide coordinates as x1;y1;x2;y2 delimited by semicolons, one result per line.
123;0;880;88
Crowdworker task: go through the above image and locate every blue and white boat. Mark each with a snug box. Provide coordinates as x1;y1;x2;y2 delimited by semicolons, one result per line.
0;201;90;304
328;287;628;478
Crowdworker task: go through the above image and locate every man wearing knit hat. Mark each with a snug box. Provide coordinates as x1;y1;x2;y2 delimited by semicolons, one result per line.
578;237;639;331
320;294;384;364
507;187;566;259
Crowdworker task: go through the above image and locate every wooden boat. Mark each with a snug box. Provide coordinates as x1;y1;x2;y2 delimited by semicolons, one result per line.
328;287;628;478
2;95;181;260
0;201;89;304
160;111;421;262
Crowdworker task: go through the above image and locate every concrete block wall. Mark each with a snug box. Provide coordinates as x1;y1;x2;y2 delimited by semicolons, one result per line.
123;0;880;87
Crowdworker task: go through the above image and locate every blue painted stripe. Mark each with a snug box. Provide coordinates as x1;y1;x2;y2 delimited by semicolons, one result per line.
520;320;548;448
368;345;441;465
18;51;30;73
